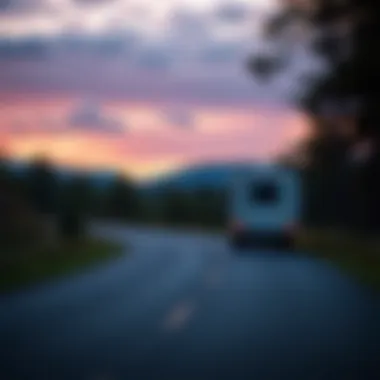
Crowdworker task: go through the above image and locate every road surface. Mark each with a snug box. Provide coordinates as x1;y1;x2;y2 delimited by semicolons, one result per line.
0;223;379;380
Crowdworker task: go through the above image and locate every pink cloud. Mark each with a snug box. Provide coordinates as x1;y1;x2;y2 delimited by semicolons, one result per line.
2;96;308;179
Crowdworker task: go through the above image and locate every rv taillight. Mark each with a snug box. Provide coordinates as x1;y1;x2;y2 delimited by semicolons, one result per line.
230;220;245;233
285;222;298;235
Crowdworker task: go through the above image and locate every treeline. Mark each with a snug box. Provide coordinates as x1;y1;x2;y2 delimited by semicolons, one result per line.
2;151;374;248
301;159;370;234
0;155;227;249
282;134;378;236
248;0;380;239
95;177;226;228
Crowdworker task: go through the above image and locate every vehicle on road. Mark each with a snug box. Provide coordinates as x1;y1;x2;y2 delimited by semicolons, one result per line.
227;164;301;251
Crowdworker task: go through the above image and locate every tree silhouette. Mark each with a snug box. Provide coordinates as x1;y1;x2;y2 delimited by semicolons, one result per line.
0;153;10;189
192;189;226;228
25;155;58;215
0;154;43;247
161;190;190;226
103;174;140;221
248;0;380;233
58;174;93;241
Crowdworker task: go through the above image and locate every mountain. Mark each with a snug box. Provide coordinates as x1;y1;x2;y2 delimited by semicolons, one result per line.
141;162;258;192
5;159;276;192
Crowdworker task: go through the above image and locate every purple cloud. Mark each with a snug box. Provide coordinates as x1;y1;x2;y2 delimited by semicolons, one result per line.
199;42;243;65
68;101;125;134
168;7;211;43
214;2;252;23
0;0;52;14
135;46;175;71
164;108;195;129
0;37;50;59
72;0;118;5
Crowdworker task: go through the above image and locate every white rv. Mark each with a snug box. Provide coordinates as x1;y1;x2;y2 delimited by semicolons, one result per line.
227;164;301;250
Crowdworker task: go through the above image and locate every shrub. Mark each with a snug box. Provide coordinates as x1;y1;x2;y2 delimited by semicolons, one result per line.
0;189;44;249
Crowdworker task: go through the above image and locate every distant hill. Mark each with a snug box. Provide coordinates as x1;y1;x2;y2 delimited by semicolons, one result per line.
5;159;282;193
141;162;258;192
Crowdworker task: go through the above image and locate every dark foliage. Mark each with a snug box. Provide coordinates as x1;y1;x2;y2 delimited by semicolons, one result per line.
25;156;58;214
248;0;380;234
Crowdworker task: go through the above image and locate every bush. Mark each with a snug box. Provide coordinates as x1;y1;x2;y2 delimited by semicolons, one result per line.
0;190;44;249
297;229;379;257
58;211;86;241
1;238;123;292
297;229;380;289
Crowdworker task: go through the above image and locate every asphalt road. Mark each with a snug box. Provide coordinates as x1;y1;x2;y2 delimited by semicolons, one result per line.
0;223;379;380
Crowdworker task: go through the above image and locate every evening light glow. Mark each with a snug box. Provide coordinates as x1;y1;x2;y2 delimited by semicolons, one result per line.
0;0;313;180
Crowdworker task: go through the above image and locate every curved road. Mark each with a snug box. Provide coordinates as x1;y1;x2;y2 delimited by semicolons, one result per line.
0;223;379;380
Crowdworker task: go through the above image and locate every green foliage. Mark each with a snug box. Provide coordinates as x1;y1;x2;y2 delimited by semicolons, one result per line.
0;238;123;293
297;229;380;289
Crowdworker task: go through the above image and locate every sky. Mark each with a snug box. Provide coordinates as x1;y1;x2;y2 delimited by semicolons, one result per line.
0;0;322;180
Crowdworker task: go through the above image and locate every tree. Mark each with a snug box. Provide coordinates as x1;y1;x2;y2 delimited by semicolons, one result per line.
161;189;194;226
248;0;380;233
57;173;99;241
0;154;47;248
0;154;9;186
0;155;13;243
57;175;90;241
25;155;58;215
61;174;95;214
192;189;227;228
0;153;23;195
103;174;140;221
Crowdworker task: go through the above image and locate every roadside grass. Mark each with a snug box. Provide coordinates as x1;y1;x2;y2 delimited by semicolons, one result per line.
297;230;380;290
0;238;124;293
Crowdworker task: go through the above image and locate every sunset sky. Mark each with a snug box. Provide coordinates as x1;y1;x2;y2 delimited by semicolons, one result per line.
0;0;323;180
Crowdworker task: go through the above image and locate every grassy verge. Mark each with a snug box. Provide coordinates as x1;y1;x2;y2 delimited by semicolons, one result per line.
296;230;380;290
0;238;124;293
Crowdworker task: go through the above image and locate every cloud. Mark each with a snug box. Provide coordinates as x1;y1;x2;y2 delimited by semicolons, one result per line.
164;108;195;129
60;33;138;57
168;7;211;44
135;45;175;71
199;42;242;64
0;15;308;107
4;108;126;136
68;101;125;134
4;122;31;134
0;0;52;14
71;0;119;6
0;37;49;59
213;2;252;23
4;120;61;135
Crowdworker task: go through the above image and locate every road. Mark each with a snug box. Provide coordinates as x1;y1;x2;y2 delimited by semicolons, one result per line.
0;223;379;380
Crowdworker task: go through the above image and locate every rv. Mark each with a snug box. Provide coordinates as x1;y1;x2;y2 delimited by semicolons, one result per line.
227;165;301;251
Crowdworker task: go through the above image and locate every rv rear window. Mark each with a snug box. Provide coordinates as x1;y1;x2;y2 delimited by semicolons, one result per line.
250;181;279;204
